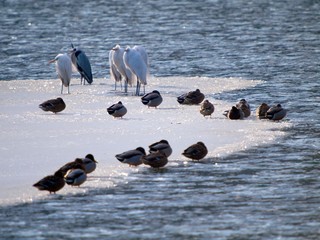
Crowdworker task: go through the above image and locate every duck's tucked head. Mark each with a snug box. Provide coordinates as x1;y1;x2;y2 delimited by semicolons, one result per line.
85;154;97;162
136;147;146;155
159;140;169;144
54;170;65;178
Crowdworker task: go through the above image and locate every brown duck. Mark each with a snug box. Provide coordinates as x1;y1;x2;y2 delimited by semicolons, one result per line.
39;97;66;114
256;103;270;119
142;151;168;168
33;170;65;194
223;106;244;120
182;141;208;161
236;99;251;117
200;99;215;117
177;89;205;105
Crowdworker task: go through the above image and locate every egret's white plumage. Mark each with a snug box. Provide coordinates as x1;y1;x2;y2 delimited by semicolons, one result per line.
70;44;93;85
49;53;72;94
109;47;122;90
123;46;148;96
110;45;136;93
133;45;149;74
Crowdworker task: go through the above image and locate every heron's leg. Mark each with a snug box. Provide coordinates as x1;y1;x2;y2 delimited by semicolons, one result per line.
135;81;139;96
138;81;141;96
67;85;70;94
124;79;128;93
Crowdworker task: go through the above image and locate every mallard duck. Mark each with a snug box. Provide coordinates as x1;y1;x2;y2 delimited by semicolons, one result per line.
223;106;244;120
33;170;65;194
236;99;251;117
200;99;215;117
256;103;270;119
266;104;287;120
177;89;205;105
57;159;86;176
107;101;127;118
76;154;98;174
39;98;66;114
141;90;163;108
142;151;168;168
115;147;146;166
64;168;87;186
182;141;208;161
149;139;172;157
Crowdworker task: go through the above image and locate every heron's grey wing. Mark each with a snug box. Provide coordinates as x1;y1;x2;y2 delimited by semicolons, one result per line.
76;51;93;83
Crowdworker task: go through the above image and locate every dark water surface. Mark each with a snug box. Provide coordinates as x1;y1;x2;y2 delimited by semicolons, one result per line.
1;0;320;239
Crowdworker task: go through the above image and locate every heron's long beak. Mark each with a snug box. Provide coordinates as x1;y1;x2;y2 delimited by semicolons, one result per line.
48;59;56;64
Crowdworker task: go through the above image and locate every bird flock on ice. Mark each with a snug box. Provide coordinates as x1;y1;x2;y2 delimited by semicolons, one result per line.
34;43;288;194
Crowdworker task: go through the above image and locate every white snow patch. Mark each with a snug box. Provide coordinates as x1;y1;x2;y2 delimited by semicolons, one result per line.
0;76;289;205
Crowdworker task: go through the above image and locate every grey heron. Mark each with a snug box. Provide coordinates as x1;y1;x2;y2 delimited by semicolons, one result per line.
70;44;93;85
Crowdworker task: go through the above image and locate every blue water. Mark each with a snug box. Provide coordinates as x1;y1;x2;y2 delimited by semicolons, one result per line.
0;0;319;239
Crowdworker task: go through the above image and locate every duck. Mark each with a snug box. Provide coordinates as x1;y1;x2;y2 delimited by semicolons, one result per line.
200;99;215;117
149;139;172;157
75;154;98;174
141;90;163;108
182;141;208;161
142;151;168;168
177;89;205;105
107;101;127;118
236;99;251;117
115;147;146;166
39;97;66;114
265;104;287;120
223;106;244;120
64;168;87;186
256;103;270;119
57;159;86;176
33;170;65;194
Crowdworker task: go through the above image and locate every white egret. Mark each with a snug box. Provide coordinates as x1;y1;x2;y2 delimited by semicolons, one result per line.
110;45;136;93
123;46;147;96
70;44;93;85
133;45;149;75
48;53;72;94
109;47;122;90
